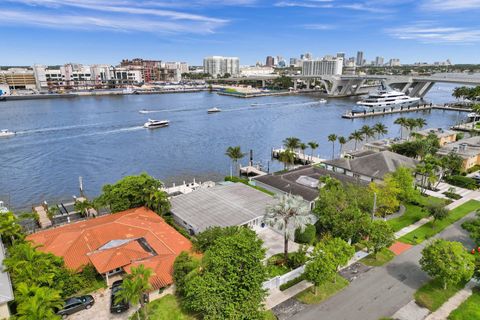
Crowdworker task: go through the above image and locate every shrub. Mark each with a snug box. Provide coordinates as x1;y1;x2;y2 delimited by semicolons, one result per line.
295;224;316;244
279;275;305;291
467;164;480;174
443;191;462;200
445;175;478;190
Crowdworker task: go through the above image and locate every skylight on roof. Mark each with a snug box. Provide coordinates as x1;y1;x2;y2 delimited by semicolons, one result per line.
295;176;319;188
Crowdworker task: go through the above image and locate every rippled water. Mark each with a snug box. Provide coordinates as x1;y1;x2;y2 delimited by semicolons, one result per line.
0;84;468;209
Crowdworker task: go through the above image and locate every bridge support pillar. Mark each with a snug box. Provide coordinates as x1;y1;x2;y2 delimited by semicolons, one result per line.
293;81;297;91
261;80;265;87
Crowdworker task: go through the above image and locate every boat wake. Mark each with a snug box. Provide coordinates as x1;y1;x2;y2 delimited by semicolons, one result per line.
16;122;105;135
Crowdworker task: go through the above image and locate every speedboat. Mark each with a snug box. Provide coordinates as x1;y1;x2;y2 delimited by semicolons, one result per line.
143;119;169;129
468;113;480;121
318;99;327;104
139;109;150;114
207;107;221;114
0;129;15;138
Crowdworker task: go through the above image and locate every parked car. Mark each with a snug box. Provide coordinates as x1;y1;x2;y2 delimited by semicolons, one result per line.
57;295;95;318
110;280;130;313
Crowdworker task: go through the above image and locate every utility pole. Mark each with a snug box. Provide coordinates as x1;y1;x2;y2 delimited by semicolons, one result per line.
372;192;377;220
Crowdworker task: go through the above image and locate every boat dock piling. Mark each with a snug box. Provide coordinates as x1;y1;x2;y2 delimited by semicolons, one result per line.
271;148;325;165
342;104;472;119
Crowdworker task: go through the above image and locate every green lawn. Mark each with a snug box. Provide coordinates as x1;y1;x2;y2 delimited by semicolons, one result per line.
360;248;396;267
296;274;349;304
130;294;277;320
415;279;468;312
399;200;480;245
448;287;480;320
130;294;196;320
266;264;291;277
387;196;447;232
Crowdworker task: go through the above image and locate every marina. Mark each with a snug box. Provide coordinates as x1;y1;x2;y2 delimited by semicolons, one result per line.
342;104;472;119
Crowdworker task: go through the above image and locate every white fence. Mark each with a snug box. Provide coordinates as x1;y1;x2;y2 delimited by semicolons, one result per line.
263;265;305;290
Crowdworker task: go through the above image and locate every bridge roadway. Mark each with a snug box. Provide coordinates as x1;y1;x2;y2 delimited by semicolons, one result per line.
213;73;480;98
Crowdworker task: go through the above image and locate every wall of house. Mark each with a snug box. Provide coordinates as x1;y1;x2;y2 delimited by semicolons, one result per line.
0;303;10;319
462;156;479;170
149;284;175;302
439;134;456;146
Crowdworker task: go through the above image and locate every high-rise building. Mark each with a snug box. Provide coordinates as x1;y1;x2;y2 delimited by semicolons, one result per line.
302;57;343;76
336;52;346;65
265;56;274;67
304;52;312;60
388;58;401;67
203;56;240;78
356;51;364;66
375;56;384;66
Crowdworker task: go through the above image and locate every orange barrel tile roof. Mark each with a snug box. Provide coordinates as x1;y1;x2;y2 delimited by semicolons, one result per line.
27;207;192;290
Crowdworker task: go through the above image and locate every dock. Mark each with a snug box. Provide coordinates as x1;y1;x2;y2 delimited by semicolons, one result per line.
240;165;267;177
33;205;52;228
271;148;325;165
342;104;472;119
451;121;479;132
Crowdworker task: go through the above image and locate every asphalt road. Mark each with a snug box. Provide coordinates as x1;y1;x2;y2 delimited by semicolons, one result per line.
290;212;476;320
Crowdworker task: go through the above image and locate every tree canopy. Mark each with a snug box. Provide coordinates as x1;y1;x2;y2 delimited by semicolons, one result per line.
420;239;474;290
365;220;395;254
94;173;169;213
182;228;267;319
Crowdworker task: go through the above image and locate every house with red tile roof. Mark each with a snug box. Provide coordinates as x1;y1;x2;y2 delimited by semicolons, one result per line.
27;207;192;293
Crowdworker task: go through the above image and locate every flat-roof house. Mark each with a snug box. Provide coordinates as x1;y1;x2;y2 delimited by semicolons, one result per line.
0;241;14;319
253;165;364;208
322;150;418;183
417;128;457;146
437;136;480;170
27;207;192;295
170;182;275;235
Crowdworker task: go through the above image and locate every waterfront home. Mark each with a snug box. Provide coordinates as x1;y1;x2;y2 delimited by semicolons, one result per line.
416;128;457;146
322;150;418;183
0;241;14;319
170;182;275;235
253;165;362;208
27;207;191;300
437;136;480;170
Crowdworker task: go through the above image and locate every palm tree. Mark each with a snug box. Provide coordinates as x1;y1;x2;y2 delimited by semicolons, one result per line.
0;210;25;247
328;134;337;159
15;283;63;320
283;137;301;151
307;141;319;161
394;117;408;140
74;200;95;218
145;189;171;215
225;146;246;177
349;130;363;151
338;136;347;156
263;194;314;263
372;123;388;140
117;265;153;320
415;118;427;131
360;125;375;142
278;149;295;170
299;143;307;163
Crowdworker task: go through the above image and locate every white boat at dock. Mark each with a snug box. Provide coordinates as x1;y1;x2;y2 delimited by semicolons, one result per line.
207;107;221;114
0;129;15;138
143;119;169;128
354;83;420;113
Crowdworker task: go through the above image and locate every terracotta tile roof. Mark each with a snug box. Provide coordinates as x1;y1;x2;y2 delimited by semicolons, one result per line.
27;207;192;289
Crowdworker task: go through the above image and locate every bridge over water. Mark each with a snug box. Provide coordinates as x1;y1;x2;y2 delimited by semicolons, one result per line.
213;73;480;98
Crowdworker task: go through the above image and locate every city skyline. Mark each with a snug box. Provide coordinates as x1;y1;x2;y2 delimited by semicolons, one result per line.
1;0;480;65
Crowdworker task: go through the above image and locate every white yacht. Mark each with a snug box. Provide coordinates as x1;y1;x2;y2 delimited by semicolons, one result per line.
355;84;420;112
0;129;15;138
318;99;327;104
143;119;169;129
207;107;221;114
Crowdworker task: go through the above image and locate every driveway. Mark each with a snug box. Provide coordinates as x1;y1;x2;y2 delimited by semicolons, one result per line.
256;227;300;258
288;211;477;320
67;287;136;320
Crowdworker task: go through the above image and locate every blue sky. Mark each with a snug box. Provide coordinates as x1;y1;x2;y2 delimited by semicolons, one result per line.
1;0;480;66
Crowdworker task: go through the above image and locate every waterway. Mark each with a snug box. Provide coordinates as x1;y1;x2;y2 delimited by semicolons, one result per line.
0;84;468;210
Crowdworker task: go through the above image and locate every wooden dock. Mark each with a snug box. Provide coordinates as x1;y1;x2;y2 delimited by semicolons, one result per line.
240;166;267;177
342;104;472;119
271;148;325;165
33;205;52;228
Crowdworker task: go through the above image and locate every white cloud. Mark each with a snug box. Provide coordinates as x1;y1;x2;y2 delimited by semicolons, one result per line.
422;0;480;11
303;23;336;30
386;22;480;43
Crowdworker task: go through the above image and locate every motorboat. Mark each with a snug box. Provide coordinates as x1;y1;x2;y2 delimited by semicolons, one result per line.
139;109;150;114
354;82;420;112
318;99;327;104
0;129;15;138
207;107;221;114
143;119;169;128
468;113;480;121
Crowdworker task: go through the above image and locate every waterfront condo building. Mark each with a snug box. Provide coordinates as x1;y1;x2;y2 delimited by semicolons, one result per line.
302;57;343;76
203;56;240;78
